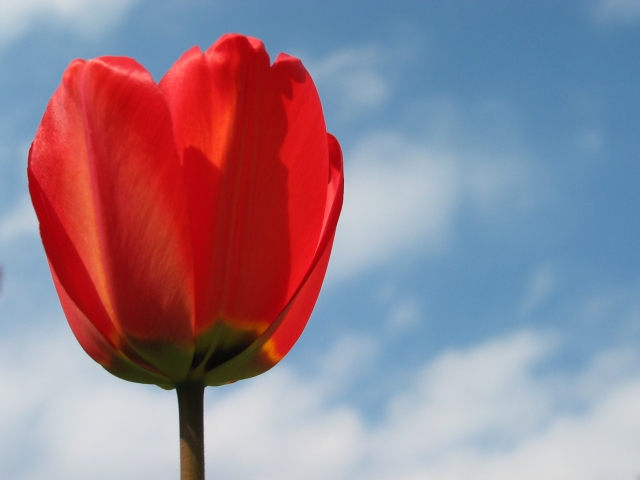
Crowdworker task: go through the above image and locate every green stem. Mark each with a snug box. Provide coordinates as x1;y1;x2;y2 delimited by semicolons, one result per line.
177;382;205;480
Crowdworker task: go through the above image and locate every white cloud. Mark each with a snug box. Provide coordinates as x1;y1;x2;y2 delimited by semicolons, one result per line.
0;0;138;46
519;263;557;316
0;196;38;245
330;132;461;278
312;334;379;390
594;0;640;22
387;298;421;330
2;327;640;480
0;328;177;480
328;132;539;279
206;368;365;480
305;45;391;118
205;330;640;480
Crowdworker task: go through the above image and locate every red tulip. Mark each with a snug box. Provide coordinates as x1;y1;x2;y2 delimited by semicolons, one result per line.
28;34;343;390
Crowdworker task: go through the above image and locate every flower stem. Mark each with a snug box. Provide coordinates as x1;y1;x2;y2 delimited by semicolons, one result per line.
177;382;205;480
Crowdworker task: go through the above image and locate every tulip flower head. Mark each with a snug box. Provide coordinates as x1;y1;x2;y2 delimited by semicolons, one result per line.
29;33;342;479
28;34;343;394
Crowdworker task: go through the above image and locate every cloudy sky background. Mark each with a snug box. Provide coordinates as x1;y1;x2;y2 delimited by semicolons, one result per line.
1;1;640;478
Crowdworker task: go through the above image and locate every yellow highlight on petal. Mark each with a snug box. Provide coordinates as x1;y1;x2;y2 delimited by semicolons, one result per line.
260;338;283;365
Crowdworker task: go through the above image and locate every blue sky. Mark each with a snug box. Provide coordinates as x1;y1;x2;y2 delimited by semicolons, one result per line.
1;0;640;478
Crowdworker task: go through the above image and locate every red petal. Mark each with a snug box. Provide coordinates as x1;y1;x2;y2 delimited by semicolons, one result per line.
50;265;174;388
160;35;328;339
28;57;194;379
263;134;345;360
29;168;121;348
202;133;344;385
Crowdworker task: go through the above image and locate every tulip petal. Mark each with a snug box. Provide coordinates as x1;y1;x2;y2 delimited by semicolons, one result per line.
50;264;174;388
202;133;344;386
28;57;194;380
260;134;344;362
160;35;328;350
29;168;122;351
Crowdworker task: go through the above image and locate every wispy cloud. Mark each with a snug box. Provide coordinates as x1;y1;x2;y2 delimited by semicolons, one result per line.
305;44;395;120
593;0;640;23
328;131;541;279
330;132;460;278
0;0;139;47
519;263;557;317
387;297;422;330
208;331;640;480
2;326;640;479
0;196;38;245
